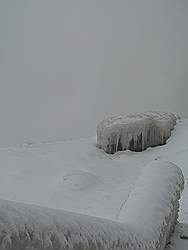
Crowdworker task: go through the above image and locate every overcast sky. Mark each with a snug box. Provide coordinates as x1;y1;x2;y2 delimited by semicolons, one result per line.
0;0;187;146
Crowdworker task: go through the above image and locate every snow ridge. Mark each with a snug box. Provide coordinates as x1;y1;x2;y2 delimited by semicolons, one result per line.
0;161;184;250
97;111;178;153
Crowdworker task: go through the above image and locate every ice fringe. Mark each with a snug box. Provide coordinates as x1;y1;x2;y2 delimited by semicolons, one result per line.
97;111;178;153
0;160;184;250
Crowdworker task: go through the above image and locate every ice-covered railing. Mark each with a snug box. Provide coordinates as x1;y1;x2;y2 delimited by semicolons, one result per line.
97;111;178;153
118;160;184;250
0;161;184;250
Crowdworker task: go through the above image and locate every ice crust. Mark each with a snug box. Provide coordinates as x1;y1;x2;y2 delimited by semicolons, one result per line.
97;111;178;153
0;161;184;250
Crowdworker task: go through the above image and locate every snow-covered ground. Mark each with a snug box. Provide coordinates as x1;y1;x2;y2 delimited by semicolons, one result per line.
0;119;187;249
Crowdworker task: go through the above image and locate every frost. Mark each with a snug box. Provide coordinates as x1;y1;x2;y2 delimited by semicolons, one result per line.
97;111;178;153
0;161;184;250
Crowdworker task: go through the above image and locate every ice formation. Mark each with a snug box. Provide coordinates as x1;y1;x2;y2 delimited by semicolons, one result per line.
0;161;184;250
118;160;184;250
97;111;178;153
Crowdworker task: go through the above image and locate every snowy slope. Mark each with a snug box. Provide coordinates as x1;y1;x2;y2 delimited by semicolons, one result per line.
0;119;187;249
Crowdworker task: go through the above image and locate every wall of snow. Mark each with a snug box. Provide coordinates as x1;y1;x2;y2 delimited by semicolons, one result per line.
97;111;178;154
0;161;184;250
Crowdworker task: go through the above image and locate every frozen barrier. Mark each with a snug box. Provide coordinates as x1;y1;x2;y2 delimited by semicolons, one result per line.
97;111;178;153
0;161;184;250
118;160;184;250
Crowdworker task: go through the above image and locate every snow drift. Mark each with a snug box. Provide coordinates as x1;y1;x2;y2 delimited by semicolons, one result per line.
0;160;184;250
97;111;178;153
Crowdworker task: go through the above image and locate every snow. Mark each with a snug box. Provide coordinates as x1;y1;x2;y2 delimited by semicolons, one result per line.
0;137;138;220
0;160;183;249
0;118;187;249
119;160;184;249
0;199;143;250
97;111;177;153
62;171;101;191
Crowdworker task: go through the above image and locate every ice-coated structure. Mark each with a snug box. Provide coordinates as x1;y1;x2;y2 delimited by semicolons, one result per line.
118;160;184;249
0;161;184;250
97;111;178;153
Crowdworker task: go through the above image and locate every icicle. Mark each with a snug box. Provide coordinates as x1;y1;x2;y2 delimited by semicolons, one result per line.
115;134;120;152
97;111;178;154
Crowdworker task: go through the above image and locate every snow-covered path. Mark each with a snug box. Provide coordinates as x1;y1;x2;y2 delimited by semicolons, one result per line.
0;119;187;249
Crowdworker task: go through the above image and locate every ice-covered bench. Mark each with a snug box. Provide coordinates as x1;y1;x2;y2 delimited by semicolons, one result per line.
0;161;184;250
97;111;177;154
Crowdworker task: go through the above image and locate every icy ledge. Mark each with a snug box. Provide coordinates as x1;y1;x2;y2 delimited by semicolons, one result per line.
97;111;178;153
0;161;184;250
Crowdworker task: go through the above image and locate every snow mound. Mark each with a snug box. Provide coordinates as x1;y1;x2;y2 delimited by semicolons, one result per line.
62;171;100;191
0;161;184;250
97;111;178;153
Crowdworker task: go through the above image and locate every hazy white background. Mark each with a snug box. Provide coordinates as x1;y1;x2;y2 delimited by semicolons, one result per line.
0;0;187;146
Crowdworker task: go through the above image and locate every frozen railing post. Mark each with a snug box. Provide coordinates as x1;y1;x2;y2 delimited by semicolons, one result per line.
97;111;178;154
0;160;184;250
